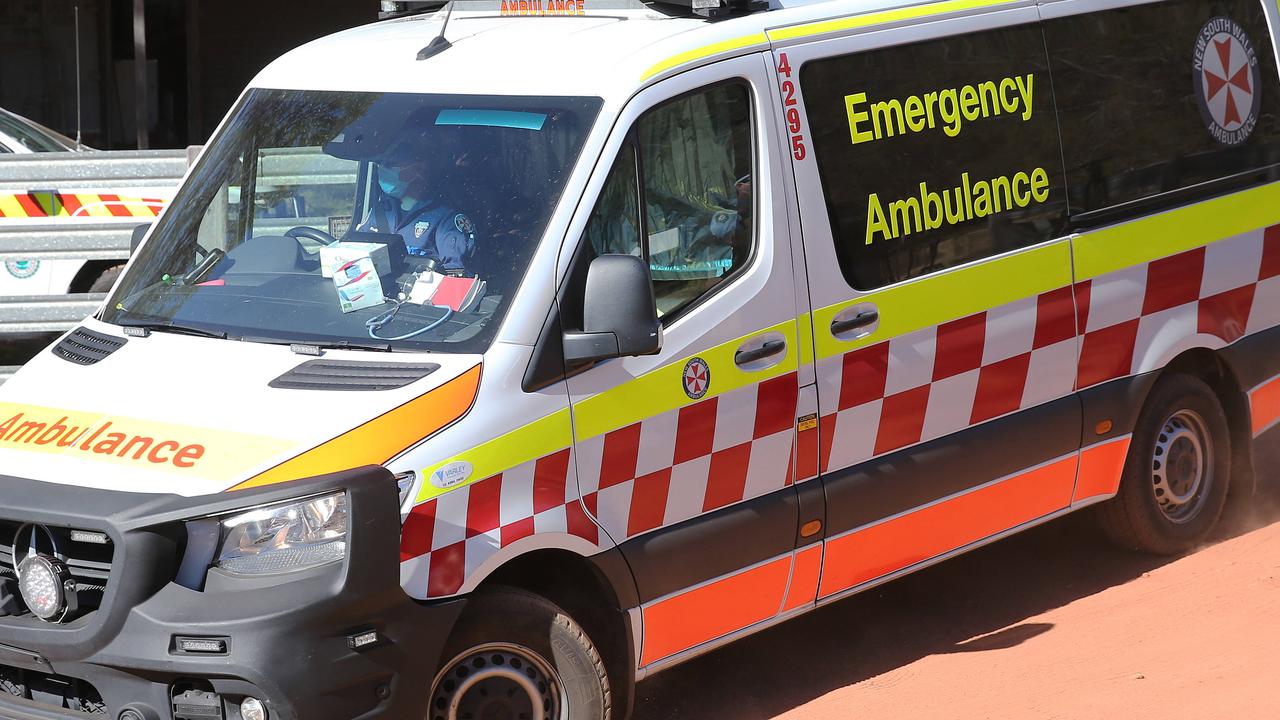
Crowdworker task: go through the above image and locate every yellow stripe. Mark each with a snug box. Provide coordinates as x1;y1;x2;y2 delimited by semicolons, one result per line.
79;194;112;218
119;197;153;217
0;195;25;218
797;311;815;367
574;319;799;440
768;0;1020;41
415;320;801;501
813;240;1072;361
1074;182;1280;281
641;32;769;81
417;408;573;502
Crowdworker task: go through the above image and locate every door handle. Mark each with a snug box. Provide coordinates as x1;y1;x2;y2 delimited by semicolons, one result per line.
830;310;879;336
735;339;786;366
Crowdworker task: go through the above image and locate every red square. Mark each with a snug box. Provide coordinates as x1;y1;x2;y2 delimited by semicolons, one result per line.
838;342;889;410
797;423;819;482
533;448;571;514
933;312;986;381
873;385;930;456
818;412;837;473
1261;225;1280;281
1073;280;1093;334
754;374;799;439
465;475;503;538
704;442;752;512
1198;285;1256;344
399;499;436;562
599;423;641;489
1077;320;1139;389
971;353;1032;424
673;397;718;464
501;516;535;547
426;542;466;597
567;497;599;544
1034;286;1077;349
627;468;672;537
1142;248;1205;315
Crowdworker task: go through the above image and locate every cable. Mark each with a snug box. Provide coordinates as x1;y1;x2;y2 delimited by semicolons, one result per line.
366;300;453;341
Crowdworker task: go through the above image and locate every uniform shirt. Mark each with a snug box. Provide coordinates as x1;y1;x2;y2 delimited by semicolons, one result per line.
357;194;478;273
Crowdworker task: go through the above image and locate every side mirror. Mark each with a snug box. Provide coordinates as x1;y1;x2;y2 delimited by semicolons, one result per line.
130;223;152;254
563;255;662;364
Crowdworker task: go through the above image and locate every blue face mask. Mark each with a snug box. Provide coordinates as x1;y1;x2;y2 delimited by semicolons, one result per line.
378;166;409;197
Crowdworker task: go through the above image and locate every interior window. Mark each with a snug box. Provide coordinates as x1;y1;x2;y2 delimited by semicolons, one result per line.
1044;0;1280;217
581;81;755;319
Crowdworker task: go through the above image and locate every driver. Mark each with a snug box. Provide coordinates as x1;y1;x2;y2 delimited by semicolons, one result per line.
357;140;478;274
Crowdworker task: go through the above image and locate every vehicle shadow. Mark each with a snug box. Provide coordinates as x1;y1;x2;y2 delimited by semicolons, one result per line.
632;488;1280;720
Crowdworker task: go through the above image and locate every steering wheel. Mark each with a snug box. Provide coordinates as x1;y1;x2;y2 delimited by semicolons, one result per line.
285;226;340;246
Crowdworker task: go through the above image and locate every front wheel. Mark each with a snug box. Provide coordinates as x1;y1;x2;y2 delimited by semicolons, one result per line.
429;588;611;720
1098;373;1231;554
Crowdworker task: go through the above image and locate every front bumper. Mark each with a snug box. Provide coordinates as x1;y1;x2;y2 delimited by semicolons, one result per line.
0;467;465;720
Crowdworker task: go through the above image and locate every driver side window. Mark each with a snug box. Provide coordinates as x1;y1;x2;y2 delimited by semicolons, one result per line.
583;81;755;319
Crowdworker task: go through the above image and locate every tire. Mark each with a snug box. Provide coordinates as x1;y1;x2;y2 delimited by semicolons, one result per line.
87;264;124;294
1098;373;1232;555
429;588;611;720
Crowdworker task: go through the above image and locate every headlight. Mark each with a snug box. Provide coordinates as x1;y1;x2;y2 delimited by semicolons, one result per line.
214;492;349;575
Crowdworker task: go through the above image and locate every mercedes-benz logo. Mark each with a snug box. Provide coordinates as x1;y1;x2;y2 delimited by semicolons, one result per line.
13;524;73;623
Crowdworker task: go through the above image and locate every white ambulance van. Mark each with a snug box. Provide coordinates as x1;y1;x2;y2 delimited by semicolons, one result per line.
0;0;1278;717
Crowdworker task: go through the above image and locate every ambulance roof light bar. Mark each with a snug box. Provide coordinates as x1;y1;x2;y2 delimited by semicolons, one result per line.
649;0;768;19
379;0;769;20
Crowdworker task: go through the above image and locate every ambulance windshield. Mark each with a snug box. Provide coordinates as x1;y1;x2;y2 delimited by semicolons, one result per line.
102;89;601;353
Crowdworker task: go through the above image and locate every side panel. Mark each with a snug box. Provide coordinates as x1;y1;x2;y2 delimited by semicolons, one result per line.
775;7;1086;601
558;55;806;668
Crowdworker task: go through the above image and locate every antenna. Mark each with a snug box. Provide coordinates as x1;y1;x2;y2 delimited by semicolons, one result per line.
74;4;83;150
416;1;455;61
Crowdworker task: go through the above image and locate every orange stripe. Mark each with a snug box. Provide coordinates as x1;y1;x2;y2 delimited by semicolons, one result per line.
58;193;83;217
98;194;131;218
818;455;1078;598
1072;436;1132;503
782;544;822;613
15;194;44;217
641;556;792;666
1250;375;1280;436
230;365;482;491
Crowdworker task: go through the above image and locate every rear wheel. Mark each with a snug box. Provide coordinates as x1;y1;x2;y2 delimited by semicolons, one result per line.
429;588;611;720
1098;373;1231;554
87;264;124;294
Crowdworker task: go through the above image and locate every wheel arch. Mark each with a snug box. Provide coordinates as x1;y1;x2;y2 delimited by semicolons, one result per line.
466;546;640;720
67;260;124;293
1159;347;1255;499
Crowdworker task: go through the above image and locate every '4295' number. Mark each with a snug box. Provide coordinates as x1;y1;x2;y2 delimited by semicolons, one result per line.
776;53;807;161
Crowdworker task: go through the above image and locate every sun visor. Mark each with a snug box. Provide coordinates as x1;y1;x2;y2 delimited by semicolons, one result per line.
323;95;435;161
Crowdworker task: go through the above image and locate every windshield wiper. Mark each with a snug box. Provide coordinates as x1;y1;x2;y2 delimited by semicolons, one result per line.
118;321;228;340
236;336;396;354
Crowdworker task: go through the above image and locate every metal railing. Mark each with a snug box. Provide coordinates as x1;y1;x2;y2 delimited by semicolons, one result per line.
0;150;188;194
0;295;104;334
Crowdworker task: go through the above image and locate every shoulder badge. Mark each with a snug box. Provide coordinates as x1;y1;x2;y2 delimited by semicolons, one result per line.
454;213;475;236
414;220;431;239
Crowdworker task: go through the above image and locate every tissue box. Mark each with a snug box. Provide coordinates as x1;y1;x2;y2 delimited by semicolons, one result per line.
333;256;385;314
320;242;391;279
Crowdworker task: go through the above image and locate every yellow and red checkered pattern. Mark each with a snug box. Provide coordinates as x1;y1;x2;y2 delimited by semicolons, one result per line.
0;191;165;219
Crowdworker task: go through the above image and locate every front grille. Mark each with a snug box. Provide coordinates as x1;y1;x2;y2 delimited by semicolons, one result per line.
51;327;127;366
0;663;106;715
0;520;114;620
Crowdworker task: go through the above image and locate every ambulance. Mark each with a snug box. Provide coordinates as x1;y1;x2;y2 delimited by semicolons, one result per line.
0;0;1278;717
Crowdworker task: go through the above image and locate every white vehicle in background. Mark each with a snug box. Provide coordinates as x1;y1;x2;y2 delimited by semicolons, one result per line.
0;107;84;155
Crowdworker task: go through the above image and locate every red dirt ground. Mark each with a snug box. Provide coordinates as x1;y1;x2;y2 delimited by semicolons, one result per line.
634;492;1280;719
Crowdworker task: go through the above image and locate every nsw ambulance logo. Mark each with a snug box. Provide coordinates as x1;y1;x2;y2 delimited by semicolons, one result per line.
1193;17;1261;146
682;357;710;400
